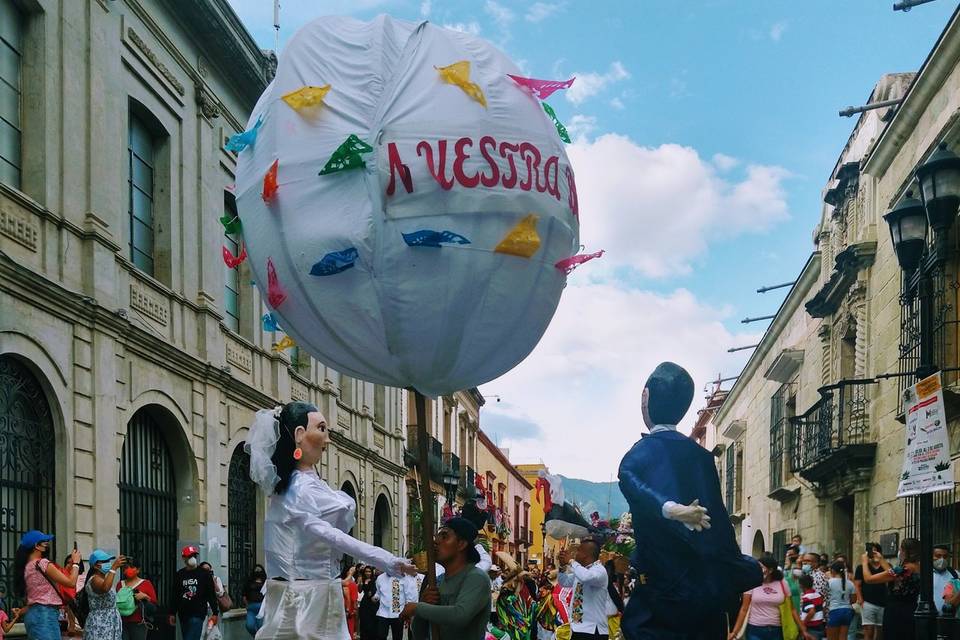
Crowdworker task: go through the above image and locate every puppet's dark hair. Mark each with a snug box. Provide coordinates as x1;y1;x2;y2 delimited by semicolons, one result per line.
644;362;694;426
273;401;318;494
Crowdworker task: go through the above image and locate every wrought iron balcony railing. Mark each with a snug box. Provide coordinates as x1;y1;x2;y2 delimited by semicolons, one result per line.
404;431;445;483
790;378;878;482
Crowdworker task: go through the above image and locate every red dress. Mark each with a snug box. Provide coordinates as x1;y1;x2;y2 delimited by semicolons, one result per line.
343;580;359;637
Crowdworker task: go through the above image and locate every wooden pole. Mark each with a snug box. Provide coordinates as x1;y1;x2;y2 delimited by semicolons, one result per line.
414;391;440;639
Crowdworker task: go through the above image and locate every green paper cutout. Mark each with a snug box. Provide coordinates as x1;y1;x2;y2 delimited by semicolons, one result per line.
542;102;571;144
319;134;374;175
219;213;242;235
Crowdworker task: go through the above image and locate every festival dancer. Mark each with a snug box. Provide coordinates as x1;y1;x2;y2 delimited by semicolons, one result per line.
245;402;416;639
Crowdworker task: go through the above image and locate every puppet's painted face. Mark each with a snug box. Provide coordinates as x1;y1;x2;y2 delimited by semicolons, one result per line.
295;411;331;465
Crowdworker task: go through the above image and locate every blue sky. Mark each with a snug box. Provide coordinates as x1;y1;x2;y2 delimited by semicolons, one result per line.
227;0;956;479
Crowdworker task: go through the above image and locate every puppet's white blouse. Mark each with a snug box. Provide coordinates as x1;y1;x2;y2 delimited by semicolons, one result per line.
264;470;404;581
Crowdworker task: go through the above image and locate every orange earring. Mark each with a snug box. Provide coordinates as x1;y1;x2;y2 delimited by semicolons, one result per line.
293;447;303;461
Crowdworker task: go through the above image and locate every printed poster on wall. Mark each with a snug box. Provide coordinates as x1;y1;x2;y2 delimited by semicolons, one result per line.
897;372;954;497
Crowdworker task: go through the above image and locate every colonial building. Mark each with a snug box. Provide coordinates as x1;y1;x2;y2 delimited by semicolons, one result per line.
0;1;407;635
714;5;960;562
516;462;550;566
476;430;533;565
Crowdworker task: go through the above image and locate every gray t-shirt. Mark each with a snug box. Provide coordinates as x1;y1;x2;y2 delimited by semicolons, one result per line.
412;564;492;640
827;576;856;611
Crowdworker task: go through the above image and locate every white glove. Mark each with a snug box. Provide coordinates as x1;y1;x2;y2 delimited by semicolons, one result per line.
662;499;711;532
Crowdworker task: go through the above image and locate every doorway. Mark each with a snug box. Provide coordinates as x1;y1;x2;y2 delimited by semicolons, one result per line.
833;496;854;561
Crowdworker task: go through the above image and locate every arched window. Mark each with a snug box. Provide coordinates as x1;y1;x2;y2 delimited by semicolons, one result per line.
120;408;177;608
752;530;766;558
0;356;56;608
374;495;392;552
228;444;257;606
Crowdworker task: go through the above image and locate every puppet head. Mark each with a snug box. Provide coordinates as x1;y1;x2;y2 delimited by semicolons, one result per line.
641;362;694;430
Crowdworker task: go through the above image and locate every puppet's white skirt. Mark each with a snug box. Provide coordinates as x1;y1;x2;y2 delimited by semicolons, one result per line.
256;579;349;640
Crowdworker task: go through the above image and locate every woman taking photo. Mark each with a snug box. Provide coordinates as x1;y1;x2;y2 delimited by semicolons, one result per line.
82;549;125;640
860;538;921;638
245;402;416;639
13;530;80;640
729;555;811;640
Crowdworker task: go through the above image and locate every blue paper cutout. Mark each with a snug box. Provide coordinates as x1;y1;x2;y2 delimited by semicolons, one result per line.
225;116;263;153
402;230;472;248
310;248;359;276
262;312;281;332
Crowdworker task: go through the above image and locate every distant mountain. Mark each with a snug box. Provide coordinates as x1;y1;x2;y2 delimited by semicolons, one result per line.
558;476;630;519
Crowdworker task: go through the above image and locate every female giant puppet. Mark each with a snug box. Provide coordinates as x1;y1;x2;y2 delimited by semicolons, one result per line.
618;363;761;640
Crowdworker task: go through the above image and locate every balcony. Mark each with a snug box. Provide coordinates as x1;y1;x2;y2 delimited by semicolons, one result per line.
404;431;444;484
790;379;878;485
458;466;477;499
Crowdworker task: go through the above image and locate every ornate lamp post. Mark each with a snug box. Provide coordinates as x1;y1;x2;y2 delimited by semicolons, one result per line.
884;142;960;640
540;520;547;566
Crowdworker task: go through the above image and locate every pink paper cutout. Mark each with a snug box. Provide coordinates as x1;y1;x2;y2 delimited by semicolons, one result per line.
555;250;604;275
267;258;287;308
507;74;576;100
222;244;247;268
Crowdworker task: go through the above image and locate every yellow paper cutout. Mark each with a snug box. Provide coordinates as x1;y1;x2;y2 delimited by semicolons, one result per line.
495;214;541;258
435;61;487;108
281;85;331;110
273;335;296;352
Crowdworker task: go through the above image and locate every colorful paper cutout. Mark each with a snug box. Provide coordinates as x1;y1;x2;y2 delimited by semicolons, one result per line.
435;61;487;107
542;102;571;144
555;250;605;275
224;116;263;153
220;213;242;235
262;159;279;202
262;312;281;332
222;244;247;268
402;230;471;248
319;135;374;175
495;214;541;258
273;335;296;352
506;75;575;101
282;85;331;110
309;248;359;276
267;258;287;308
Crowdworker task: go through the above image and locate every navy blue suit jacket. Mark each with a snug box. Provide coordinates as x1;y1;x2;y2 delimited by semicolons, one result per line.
618;430;761;636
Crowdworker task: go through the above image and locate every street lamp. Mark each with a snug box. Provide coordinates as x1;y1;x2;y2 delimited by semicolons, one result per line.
540;520;547;566
442;469;459;509
884;142;960;640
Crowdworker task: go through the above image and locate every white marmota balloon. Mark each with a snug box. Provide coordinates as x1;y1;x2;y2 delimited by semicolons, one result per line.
233;15;584;397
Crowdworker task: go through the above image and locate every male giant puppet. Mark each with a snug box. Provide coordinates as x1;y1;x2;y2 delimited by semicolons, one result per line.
618;362;761;640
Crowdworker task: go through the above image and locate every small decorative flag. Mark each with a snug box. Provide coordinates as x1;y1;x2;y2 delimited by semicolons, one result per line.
495;214;541;258
262;312;281;332
542;102;571;144
309;247;359;276
267;258;287;308
506;75;575;101
222;244;247;268
282;85;331;110
262;159;279;202
219;213;242;235
273;335;296;352
435;61;487;107
402;230;471;248
555;250;605;275
224;116;263;153
319;135;374;175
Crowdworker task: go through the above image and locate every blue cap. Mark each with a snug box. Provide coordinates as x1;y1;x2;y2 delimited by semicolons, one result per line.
19;530;54;549
89;549;116;566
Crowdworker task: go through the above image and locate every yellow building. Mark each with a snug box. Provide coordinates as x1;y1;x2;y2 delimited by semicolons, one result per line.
516;463;549;566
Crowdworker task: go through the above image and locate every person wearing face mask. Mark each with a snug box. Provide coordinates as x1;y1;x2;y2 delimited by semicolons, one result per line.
13;530;80;640
860;538;921;638
245;403;416;639
801;553;830;618
784;550;802;613
729;555;811;640
242;564;267;637
168;547;219;640
81;549;125;640
117;558;157;640
931;545;957;615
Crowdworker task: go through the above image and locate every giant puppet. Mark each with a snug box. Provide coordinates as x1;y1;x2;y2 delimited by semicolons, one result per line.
229;15;599;639
618;363;761;640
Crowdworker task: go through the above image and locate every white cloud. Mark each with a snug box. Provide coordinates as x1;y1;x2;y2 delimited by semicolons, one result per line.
712;153;739;172
566;114;598;141
420;0;431;18
770;21;788;42
566;61;630;105
442;21;482;36
485;0;515;29
566;134;790;277
609;97;625;110
526;2;564;22
480;283;763;480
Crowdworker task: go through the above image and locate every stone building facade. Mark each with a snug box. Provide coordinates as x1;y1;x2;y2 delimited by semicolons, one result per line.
714;6;960;562
0;1;407;635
